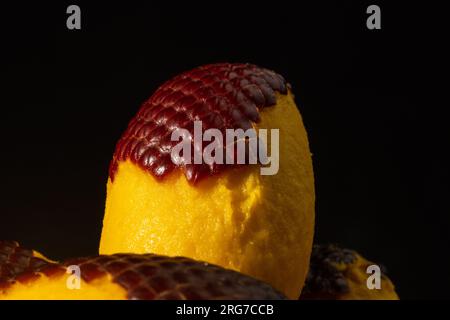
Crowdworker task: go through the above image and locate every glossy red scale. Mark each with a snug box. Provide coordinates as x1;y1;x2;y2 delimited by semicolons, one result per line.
109;63;288;184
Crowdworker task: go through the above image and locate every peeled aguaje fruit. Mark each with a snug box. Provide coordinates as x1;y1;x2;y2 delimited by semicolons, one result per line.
0;241;285;300
300;244;399;300
99;63;315;299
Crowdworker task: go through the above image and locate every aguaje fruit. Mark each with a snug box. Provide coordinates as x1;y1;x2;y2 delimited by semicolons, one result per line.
99;63;315;299
300;244;399;300
0;241;285;300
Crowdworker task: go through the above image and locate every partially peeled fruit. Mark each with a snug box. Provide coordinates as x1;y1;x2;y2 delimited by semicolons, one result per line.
0;241;285;300
100;63;315;299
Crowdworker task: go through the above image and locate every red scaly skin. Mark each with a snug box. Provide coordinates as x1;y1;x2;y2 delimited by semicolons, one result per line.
109;63;288;184
0;241;51;284
300;244;393;300
0;242;286;300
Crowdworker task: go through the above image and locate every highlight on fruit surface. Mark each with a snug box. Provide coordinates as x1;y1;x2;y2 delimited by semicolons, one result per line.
300;244;399;300
100;63;315;299
0;241;285;300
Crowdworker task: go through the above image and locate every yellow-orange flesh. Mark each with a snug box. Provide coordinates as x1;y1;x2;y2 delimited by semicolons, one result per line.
1;274;127;300
300;245;399;300
1;250;287;300
100;92;315;299
338;254;399;300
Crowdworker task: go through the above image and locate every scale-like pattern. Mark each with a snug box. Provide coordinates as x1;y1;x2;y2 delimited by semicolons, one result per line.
63;254;286;300
0;242;285;300
0;241;51;284
301;244;391;300
300;244;357;299
109;63;288;184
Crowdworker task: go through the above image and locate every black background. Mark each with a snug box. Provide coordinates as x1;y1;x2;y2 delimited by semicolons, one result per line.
0;1;448;299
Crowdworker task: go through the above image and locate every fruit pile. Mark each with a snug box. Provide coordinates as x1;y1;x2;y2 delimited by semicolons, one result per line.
0;63;398;300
